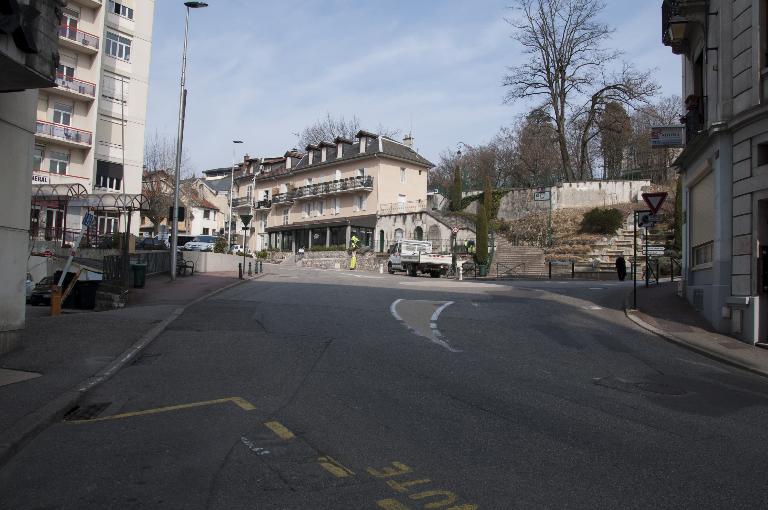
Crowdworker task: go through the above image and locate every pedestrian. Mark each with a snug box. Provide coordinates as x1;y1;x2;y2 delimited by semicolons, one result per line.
615;255;627;281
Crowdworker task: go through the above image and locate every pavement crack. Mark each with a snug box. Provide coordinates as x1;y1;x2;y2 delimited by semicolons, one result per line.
273;337;334;418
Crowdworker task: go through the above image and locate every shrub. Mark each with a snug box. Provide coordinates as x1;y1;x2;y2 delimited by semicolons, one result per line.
213;237;227;253
256;249;268;259
580;208;623;234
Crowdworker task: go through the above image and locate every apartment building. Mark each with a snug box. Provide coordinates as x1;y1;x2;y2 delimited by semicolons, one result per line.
229;131;436;253
662;0;768;344
33;0;154;240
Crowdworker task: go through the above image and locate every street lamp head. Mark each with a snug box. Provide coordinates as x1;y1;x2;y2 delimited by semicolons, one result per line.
233;140;243;144
184;2;208;8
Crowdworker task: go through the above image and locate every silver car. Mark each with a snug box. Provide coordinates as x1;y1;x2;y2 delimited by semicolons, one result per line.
183;235;216;251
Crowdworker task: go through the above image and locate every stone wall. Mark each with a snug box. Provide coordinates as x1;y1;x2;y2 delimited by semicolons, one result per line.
375;211;475;252
297;250;387;272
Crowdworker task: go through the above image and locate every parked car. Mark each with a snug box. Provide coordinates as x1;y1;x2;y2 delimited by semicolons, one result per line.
136;237;169;250
183;235;217;251
29;276;54;306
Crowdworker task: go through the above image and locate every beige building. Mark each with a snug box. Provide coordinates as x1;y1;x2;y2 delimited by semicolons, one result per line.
32;0;154;241
229;131;436;253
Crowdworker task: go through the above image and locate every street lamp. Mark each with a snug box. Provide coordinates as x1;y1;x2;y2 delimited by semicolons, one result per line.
228;140;244;251
667;15;688;45
170;1;208;280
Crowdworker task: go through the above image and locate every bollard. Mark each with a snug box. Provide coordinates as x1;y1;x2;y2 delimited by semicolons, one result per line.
248;262;252;276
239;263;243;280
458;265;463;281
50;286;62;316
379;263;384;274
259;261;263;274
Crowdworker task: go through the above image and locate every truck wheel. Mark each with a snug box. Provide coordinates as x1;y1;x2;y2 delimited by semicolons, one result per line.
408;266;417;277
430;270;440;278
388;262;395;274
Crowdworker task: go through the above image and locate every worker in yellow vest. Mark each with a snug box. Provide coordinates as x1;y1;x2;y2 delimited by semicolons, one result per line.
349;235;360;270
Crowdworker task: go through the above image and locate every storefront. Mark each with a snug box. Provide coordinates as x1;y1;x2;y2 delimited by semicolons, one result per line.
266;216;376;253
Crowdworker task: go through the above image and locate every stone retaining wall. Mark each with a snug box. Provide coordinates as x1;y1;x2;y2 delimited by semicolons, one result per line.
297;251;387;272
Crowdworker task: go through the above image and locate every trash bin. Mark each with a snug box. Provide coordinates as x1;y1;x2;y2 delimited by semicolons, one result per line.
131;263;147;288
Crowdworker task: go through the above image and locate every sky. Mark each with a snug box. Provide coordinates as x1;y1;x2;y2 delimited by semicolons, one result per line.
144;0;681;174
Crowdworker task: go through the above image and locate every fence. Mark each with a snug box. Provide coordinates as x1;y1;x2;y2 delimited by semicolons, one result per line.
103;251;171;283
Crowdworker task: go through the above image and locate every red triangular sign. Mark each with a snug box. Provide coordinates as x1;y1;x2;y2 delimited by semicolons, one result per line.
642;192;668;214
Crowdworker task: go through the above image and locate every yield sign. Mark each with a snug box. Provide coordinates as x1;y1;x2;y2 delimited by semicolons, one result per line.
642;192;668;214
240;214;253;226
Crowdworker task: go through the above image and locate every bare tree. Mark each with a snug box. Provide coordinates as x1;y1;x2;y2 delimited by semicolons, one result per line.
598;102;631;179
503;0;658;181
625;95;682;183
298;113;400;147
514;109;563;186
142;170;173;235
143;130;192;177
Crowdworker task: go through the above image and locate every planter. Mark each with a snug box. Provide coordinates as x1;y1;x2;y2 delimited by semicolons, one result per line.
478;264;488;277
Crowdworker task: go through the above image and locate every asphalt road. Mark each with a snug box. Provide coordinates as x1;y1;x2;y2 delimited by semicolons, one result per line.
2;266;768;509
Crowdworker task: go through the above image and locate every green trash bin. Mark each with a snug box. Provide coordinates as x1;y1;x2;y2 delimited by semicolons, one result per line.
131;263;147;288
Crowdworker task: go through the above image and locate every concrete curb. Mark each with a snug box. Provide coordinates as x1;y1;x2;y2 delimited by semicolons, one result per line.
0;274;264;467
623;296;768;380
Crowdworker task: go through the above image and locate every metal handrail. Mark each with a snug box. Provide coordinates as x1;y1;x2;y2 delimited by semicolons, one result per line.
36;120;92;145
55;73;96;97
496;261;527;278
58;25;100;49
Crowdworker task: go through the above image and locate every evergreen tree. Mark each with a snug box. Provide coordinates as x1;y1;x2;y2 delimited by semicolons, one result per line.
450;162;463;211
476;201;489;266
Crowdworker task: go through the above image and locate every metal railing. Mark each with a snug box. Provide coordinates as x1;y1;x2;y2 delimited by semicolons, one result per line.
292;176;374;200
55;73;96;97
495;261;527;278
379;200;428;215
58;25;100;49
103;251;171;283
255;199;272;209
30;226;114;248
36;120;92;145
273;192;294;205
232;196;252;207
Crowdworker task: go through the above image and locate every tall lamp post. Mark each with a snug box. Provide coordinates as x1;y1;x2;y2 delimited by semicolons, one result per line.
228;140;244;250
170;1;208;280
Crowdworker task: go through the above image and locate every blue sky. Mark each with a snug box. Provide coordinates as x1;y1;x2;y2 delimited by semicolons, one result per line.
145;0;681;173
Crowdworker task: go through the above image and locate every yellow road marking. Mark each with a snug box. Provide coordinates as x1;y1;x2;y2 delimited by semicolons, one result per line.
264;420;295;440
67;397;256;424
318;455;355;478
377;499;411;510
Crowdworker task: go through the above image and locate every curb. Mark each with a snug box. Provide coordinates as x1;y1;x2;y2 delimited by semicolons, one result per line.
622;296;768;380
0;274;264;467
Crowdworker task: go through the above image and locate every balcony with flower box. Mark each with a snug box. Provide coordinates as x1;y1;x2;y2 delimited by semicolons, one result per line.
272;192;294;205
58;25;99;54
35;120;92;148
53;73;96;101
255;199;272;210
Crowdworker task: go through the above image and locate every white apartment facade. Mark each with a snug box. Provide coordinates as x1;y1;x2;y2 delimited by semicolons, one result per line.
32;0;154;242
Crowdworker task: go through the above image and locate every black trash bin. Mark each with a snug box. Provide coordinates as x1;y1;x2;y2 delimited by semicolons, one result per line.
131;263;147;288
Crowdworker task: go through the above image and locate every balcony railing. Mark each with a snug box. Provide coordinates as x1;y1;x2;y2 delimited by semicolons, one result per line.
293;176;374;200
58;25;100;50
272;192;294;205
55;73;96;97
36;120;92;146
379;200;428;215
232;196;252;207
255;199;272;209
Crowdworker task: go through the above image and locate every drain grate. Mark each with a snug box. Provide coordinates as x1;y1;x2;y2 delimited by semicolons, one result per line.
63;402;111;421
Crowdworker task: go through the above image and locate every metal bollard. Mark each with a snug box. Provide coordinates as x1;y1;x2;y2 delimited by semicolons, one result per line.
458;265;463;281
379;263;384;274
258;261;263;273
239;263;243;280
248;262;252;276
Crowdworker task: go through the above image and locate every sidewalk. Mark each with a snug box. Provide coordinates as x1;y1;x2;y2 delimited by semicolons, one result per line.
626;282;768;378
0;271;250;466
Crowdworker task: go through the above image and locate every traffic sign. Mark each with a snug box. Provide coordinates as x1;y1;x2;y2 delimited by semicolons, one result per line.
636;210;654;228
642;192;668;214
534;190;551;201
82;212;94;227
240;214;253;226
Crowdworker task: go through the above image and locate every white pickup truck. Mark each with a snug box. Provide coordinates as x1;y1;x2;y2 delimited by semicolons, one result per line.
387;240;452;278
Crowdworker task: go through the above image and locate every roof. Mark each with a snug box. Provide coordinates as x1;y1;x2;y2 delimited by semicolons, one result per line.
206;178;232;192
202;166;233;177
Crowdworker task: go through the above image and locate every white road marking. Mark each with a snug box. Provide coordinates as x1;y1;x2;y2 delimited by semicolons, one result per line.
583;305;603;310
589;287;604;290
389;299;460;353
389;298;404;321
338;272;385;279
430;301;454;322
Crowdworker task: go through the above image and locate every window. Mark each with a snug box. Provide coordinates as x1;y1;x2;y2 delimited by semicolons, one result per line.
57;64;75;81
102;73;129;103
395;228;404;241
316;200;324;216
692;242;713;267
400;167;406;183
303;202;311;218
33;146;44;171
106;31;132;61
354;195;366;212
357;168;365;177
203;209;210;219
282;207;289;225
53;102;72;126
202;227;210;235
95;160;123;191
335;169;341;181
49;151;69;174
109;0;134;19
98;215;118;235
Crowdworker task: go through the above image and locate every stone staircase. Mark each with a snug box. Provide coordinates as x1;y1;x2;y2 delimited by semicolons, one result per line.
581;214;654;273
492;239;546;278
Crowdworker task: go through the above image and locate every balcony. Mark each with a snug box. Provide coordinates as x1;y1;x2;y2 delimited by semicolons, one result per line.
35;120;92;148
293;176;374;200
272;192;294;205
255;199;272;210
53;73;96;101
58;25;100;54
379;200;428;215
681;94;705;145
232;196;252;208
76;0;103;9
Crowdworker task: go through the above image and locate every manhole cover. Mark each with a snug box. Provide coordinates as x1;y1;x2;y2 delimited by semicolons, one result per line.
63;402;111;421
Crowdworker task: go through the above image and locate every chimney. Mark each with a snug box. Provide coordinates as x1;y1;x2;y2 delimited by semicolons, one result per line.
403;134;413;148
337;142;343;158
286;156;292;169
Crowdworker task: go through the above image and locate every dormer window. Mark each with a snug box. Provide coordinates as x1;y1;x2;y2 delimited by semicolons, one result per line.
321;147;327;162
337;142;343;158
359;137;366;154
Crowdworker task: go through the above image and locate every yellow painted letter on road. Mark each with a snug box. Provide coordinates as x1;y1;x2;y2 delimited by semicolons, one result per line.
377;499;412;510
387;478;432;493
409;489;458;509
367;461;413;478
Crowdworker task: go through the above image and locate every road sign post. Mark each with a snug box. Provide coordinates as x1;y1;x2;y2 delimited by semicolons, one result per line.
239;214;252;280
633;211;637;309
642;192;668;215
